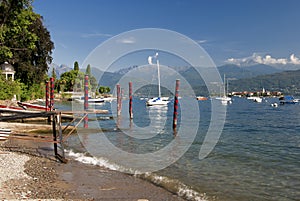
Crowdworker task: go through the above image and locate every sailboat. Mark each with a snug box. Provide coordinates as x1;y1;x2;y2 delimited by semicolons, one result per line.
146;53;170;106
215;74;232;104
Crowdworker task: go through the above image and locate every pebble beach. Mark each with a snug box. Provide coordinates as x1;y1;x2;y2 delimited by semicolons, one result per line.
0;139;186;201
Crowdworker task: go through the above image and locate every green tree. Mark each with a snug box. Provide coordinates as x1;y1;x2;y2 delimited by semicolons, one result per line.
59;70;85;92
85;64;91;76
0;0;54;86
0;73;21;100
74;61;79;71
99;86;110;94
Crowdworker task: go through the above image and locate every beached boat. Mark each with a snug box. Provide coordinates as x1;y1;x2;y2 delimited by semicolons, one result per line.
17;101;47;110
146;53;169;106
0;104;24;110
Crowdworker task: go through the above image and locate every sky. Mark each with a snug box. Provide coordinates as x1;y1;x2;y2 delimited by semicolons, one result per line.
33;0;300;69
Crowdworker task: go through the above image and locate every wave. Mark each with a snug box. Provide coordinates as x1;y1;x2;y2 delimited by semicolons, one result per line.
66;149;209;201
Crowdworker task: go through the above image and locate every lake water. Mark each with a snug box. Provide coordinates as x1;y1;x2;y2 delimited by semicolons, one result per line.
60;97;300;201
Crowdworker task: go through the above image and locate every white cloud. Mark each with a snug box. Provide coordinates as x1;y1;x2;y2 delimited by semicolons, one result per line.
81;32;112;38
226;53;300;66
116;37;136;44
290;54;300;65
196;40;207;44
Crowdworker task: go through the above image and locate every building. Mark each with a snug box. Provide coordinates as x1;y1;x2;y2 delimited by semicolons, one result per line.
0;62;15;81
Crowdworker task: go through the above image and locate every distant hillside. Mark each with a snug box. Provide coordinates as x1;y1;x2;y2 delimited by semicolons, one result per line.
229;69;300;95
217;64;283;80
49;63;300;96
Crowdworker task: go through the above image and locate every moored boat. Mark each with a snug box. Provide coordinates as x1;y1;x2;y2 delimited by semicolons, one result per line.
279;95;298;104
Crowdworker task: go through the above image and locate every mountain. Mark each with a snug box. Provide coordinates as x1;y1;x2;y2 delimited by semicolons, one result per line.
48;63;72;78
217;64;283;80
49;62;300;96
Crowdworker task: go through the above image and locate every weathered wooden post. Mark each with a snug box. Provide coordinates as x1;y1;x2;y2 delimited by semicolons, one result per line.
117;84;121;116
173;79;180;131
45;81;49;111
50;77;55;111
84;75;89;128
129;82;133;119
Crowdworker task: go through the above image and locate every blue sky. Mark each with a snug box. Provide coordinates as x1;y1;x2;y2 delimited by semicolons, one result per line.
33;0;300;68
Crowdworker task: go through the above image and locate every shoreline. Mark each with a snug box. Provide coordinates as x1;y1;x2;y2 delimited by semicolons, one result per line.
0;139;186;201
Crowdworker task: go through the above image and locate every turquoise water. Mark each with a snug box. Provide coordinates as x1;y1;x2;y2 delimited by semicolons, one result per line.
62;97;300;201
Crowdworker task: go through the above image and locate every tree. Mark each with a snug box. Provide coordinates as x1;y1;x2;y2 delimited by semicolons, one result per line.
0;0;54;86
59;70;84;92
74;61;79;71
51;67;56;80
99;86;110;94
85;64;91;76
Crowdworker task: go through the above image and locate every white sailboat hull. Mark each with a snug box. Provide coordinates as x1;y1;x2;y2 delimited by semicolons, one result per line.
146;97;169;106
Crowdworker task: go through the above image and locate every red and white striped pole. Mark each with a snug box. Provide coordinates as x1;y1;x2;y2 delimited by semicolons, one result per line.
173;79;180;131
84;75;89;128
117;84;121;116
129;82;133;119
50;77;55;111
45;81;49;111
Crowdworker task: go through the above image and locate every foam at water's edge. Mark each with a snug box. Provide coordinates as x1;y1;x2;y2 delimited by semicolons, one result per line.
66;149;209;201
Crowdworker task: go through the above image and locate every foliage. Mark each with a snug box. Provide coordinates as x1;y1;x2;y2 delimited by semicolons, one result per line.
59;69;85;92
0;0;54;86
20;82;45;101
0;74;21;100
98;86;111;94
85;64;98;91
74;61;79;71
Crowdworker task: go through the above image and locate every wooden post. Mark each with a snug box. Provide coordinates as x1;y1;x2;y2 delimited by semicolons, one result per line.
52;113;58;156
173;79;180;131
129;82;133;119
84;75;89;128
45;81;49;111
117;84;121;116
50;77;55;111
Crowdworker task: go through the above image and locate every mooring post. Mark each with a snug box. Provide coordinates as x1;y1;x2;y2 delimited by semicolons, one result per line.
173;79;180;131
45;81;49;111
117;84;121;116
84;74;89;128
50;77;55;111
129;82;133;119
52;113;58;156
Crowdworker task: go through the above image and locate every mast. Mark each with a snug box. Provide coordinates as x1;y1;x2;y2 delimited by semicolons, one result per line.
157;59;161;98
223;74;226;97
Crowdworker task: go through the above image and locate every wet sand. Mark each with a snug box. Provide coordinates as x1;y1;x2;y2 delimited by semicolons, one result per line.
0;139;186;201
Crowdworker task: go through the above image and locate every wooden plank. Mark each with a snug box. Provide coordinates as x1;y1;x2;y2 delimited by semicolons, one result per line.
0;111;55;121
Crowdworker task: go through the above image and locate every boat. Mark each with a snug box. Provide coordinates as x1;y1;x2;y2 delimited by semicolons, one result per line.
17;101;47;110
75;97;105;104
279;95;298;104
146;96;170;106
247;96;263;103
146;53;170;106
215;74;232;104
0;104;24;110
196;96;208;101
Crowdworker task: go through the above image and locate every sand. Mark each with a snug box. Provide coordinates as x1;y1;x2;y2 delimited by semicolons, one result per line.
0;139;186;201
